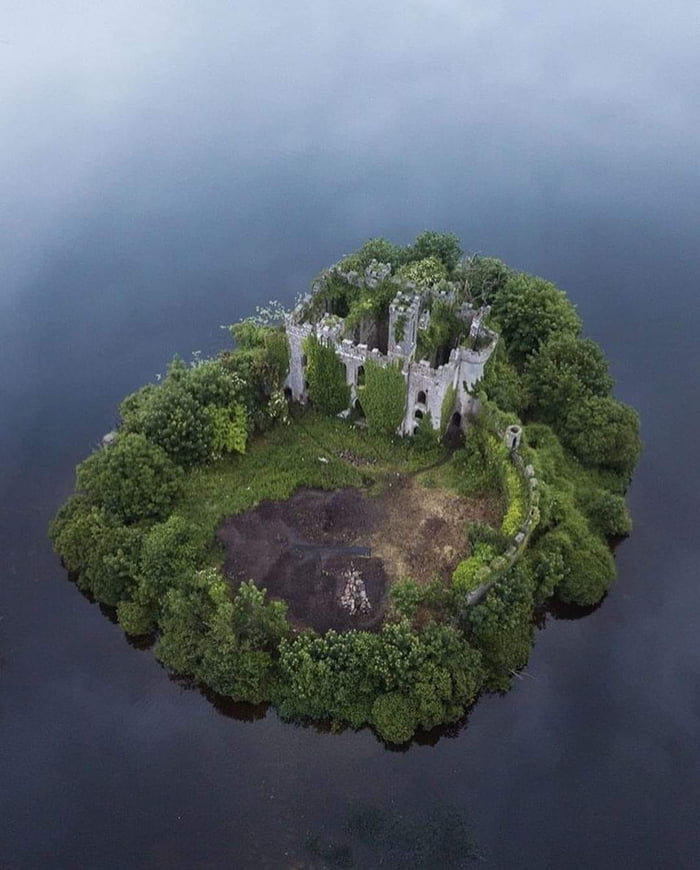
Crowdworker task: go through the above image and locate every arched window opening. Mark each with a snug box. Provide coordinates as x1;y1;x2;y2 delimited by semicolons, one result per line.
417;390;427;405
414;409;424;420
357;365;365;386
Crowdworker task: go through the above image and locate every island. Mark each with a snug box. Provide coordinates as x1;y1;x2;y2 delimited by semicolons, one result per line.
50;232;641;743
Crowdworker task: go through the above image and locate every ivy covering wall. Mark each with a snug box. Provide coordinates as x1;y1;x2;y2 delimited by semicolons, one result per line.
304;334;351;416
359;360;407;435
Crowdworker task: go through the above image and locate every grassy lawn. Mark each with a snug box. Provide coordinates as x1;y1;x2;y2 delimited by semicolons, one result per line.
174;411;450;553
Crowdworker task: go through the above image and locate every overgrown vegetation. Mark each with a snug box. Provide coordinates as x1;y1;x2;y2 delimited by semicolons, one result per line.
49;232;640;744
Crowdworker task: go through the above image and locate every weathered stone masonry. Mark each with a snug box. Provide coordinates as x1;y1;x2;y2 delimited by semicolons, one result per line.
284;264;499;436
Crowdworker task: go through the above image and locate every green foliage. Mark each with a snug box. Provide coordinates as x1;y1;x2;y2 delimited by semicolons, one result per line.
136;515;199;618
467;563;535;690
304;334;351;416
476;339;527;415
230;581;289;648
463;255;511;305
116;600;155;635
413;411;440;451
276;620;483;742
416;299;464;366
491;272;581;364
156;568;287;703
455;425;509;497
579;487;632;539
501;464;526;536
526;335;613;423
208;403;248;458
49;496;144;605
560;396;641;478
396;256;447;287
338;237;404;273
371;693;418;744
120;357;249;467
360;360;406;436
229;322;290;391
558;533;616;606
76;434;183;523
440;384;457;433
405;231;462;273
453;543;496;595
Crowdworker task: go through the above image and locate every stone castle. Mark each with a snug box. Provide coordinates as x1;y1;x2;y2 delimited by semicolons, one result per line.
284;260;498;436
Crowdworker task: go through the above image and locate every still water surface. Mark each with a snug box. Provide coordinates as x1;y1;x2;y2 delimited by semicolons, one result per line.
2;3;700;867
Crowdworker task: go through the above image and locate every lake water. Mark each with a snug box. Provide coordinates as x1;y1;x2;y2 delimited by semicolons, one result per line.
2;3;700;867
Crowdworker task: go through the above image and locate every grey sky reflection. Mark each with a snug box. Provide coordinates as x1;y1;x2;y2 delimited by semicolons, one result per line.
2;1;699;304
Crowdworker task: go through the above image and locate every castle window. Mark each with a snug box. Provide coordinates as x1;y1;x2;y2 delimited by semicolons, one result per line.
414;409;424;420
416;390;427;405
357;365;365;386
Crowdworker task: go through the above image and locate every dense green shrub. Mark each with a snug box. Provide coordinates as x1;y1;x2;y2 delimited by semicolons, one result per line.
462;255;511;305
405;231;462;273
491;272;581;363
49;496;144;605
477;340;527;415
396;256;447;287
337;237;404;273
76;434;183;523
453;543;496;595
501;464;526;536
413;410;440;451
120;357;248;467
525;335;613;423
579;487;633;538
467;563;535;690
360;360;406;435
304;334;351;416
560;396;641;478
371;693;418;744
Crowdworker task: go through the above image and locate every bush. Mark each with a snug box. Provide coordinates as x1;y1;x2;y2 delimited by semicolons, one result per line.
396;256;447;287
49;496;144;605
405;231;462;273
304;334;351;416
371;693;418;744
579;487;632;539
76;433;183;523
463;255;511;305
120;357;250;466
501;465;526;536
526;335;613;423
453;543;496;594
561;396;641;478
491;272;581;364
360;360;406;436
467;563;535;690
558;536;616;606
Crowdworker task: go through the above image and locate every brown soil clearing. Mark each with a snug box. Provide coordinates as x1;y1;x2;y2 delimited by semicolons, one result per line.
217;477;498;633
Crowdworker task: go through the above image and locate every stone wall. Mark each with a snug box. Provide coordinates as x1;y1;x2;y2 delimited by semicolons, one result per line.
284;282;497;436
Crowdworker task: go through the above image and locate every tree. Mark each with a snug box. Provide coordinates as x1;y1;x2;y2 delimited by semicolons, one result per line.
467;564;535;690
463;255;511;305
360;360;406;435
49;495;144;605
526;335;613;423
406;231;462;273
396;256;447;287
76;434;183;523
120;357;250;466
561;395;641;477
338;237;404;273
304;334;351;416
491;272;581;364
135;515;199;618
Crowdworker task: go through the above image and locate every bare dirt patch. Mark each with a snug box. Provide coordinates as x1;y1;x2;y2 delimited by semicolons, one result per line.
217;478;498;633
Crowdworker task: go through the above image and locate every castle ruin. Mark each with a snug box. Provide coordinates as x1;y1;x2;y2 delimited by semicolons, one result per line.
284;260;498;436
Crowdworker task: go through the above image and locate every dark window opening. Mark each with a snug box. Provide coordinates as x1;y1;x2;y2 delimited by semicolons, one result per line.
416;390;427;404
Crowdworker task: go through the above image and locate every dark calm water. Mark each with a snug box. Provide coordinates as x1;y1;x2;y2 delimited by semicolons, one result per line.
2;4;700;867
